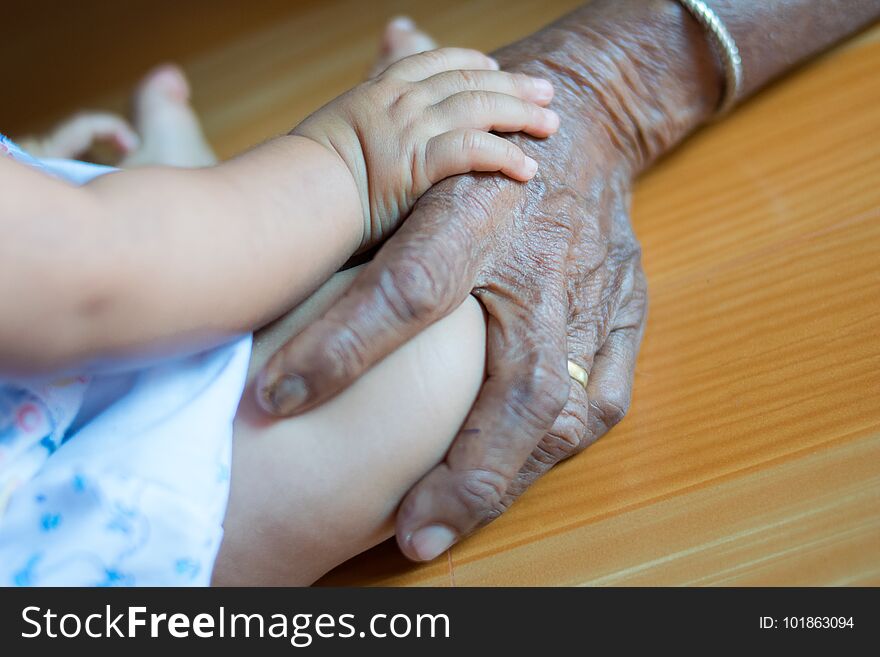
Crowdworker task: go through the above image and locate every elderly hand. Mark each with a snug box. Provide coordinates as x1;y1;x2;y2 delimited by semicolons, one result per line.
255;0;878;561
385;134;648;561
254;0;717;562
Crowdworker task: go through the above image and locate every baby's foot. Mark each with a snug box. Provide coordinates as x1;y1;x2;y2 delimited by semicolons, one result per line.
123;64;217;168
18;112;139;163
369;17;438;77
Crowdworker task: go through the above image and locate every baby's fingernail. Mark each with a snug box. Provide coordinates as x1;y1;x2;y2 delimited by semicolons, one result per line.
543;108;560;130
409;525;457;561
524;156;538;177
488;57;500;70
265;373;309;414
533;78;554;101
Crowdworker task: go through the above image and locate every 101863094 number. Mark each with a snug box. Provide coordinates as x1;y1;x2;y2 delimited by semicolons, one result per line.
760;617;855;629
785;617;854;629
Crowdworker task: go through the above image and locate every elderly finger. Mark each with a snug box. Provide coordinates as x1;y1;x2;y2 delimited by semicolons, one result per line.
256;222;474;416
516;321;643;498
585;323;643;443
501;323;595;503
395;303;569;561
505;289;646;504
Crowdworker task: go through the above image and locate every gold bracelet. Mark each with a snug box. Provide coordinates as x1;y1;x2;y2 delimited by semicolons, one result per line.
676;0;743;116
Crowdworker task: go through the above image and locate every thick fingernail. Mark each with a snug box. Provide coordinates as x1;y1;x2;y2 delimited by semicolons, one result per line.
264;373;309;414
523;156;538;177
533;78;554;102
409;525;457;561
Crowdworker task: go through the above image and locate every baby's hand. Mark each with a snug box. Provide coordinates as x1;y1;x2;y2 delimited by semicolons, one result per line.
292;48;558;249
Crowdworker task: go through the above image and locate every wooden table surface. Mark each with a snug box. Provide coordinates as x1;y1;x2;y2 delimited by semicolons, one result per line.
5;1;878;586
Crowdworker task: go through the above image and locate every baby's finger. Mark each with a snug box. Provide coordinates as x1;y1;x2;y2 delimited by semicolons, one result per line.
425;129;538;182
385;47;498;81
421;70;554;106
432;91;560;138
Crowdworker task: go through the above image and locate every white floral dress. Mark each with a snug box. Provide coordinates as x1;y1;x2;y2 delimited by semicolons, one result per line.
0;135;251;586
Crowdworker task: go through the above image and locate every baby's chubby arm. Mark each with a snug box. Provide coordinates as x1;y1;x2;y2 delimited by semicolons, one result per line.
0;49;555;374
0;136;359;374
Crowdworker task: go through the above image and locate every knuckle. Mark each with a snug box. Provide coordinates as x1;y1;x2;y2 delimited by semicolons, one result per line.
389;86;422;117
507;350;569;431
609;234;642;277
513;457;545;488
322;319;369;380
422;49;449;69
591;387;631;430
468;91;495;115
533;352;571;409
460;129;484;154
506;72;528;92
506;142;525;163
501;467;538;506
455;68;480;90
456;468;510;526
512;410;590;491
531;433;577;466
558;406;590;449
629;236;643;263
379;251;446;325
530;406;590;465
530;441;562;467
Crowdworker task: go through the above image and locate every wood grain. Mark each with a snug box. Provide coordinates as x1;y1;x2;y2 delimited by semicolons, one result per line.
4;1;878;586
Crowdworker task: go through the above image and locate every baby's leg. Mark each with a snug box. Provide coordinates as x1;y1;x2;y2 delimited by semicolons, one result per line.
213;266;486;585
122;65;217;168
130;17;433;170
369;17;438;77
17;66;214;168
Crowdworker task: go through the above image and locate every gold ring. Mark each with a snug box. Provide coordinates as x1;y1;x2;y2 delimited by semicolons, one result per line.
567;360;589;391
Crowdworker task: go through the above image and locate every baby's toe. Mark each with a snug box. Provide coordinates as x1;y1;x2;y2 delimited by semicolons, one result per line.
370;17;438;77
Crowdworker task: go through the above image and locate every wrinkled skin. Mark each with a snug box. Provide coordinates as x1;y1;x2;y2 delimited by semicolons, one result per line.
258;0;880;561
387;130;647;517
374;39;663;551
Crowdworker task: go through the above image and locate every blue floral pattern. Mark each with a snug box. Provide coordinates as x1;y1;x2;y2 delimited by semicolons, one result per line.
0;136;252;585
